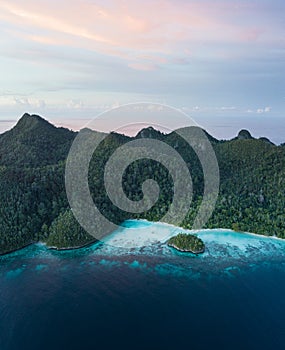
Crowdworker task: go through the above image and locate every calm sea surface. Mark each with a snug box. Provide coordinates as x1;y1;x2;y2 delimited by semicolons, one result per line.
1;221;285;350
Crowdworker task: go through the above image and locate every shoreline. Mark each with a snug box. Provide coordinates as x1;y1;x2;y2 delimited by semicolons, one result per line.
167;242;205;255
0;241;35;257
144;219;283;242
47;239;98;252
0;221;284;257
194;227;283;242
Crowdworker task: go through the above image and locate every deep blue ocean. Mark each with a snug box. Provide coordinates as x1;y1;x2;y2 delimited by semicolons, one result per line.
1;221;285;350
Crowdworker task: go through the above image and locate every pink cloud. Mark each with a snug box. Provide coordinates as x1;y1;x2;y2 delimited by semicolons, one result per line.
128;62;157;71
239;28;264;43
0;0;281;67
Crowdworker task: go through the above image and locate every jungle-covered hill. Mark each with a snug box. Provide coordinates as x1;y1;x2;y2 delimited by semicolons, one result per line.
0;113;284;255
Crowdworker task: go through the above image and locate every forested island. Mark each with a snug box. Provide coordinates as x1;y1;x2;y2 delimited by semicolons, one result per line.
168;233;205;254
0;113;285;255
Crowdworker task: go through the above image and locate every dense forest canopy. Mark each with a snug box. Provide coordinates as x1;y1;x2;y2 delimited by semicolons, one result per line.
0;113;284;254
168;233;205;254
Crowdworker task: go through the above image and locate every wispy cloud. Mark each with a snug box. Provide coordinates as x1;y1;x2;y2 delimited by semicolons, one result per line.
128;62;158;71
0;0;283;68
0;0;283;142
13;97;46;108
257;106;272;114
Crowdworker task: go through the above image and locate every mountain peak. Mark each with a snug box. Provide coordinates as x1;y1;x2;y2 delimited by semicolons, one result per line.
0;113;76;167
135;126;164;139
237;129;253;140
16;113;53;131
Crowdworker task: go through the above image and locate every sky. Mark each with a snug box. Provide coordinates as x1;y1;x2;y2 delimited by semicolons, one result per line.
0;0;284;143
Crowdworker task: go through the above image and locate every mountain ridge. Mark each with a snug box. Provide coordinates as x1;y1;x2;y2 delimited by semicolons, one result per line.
0;112;284;255
0;113;279;143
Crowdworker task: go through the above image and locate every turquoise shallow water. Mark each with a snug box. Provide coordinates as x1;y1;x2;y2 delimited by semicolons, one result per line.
1;220;285;280
1;220;285;349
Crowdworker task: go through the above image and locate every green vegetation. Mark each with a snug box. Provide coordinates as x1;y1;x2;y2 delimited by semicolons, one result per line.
44;210;95;249
0;113;285;255
0;113;75;167
168;233;205;254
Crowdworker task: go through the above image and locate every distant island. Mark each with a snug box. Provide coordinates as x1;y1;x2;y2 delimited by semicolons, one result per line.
0;113;285;255
168;233;205;254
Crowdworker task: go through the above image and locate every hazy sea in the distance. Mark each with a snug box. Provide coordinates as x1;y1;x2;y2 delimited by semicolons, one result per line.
1;220;285;350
